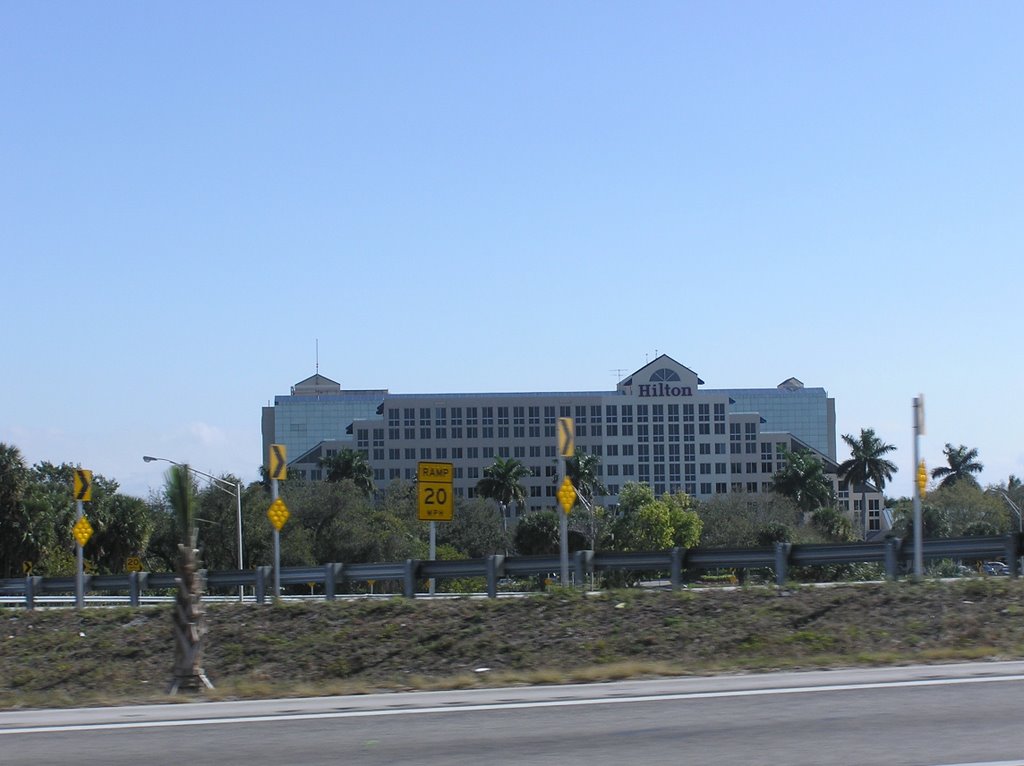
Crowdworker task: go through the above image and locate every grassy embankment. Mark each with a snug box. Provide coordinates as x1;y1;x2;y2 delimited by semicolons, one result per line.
3;577;1024;709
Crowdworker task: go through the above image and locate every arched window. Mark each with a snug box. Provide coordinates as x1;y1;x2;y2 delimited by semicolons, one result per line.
649;368;680;382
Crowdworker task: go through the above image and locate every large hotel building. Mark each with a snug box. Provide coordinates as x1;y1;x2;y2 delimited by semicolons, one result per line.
262;355;886;531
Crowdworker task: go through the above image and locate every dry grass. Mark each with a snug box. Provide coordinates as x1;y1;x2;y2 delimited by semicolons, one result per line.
3;578;1024;709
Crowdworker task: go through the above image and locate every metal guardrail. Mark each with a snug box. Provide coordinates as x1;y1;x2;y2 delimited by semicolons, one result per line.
1;533;1020;609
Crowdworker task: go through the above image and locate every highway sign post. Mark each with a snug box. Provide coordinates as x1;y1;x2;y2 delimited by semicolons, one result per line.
418;462;453;595
556;419;574;585
269;444;287;597
73;469;92;608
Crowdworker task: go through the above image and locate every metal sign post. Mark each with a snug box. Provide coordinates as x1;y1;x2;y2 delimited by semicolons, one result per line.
269;444;287;598
72;469;92;609
557;418;575;586
913;395;925;580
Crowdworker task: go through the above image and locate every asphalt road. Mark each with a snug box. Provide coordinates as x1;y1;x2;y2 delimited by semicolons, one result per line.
4;662;1024;766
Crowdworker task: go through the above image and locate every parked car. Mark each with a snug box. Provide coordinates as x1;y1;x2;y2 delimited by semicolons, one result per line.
982;561;1010;576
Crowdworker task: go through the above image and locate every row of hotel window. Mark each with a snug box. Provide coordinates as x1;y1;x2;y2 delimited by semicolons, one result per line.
357;420;762;444
353;440;791;463
385;402;729;426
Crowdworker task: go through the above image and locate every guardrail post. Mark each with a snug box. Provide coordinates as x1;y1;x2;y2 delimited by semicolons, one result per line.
25;575;39;610
1006;534;1021;579
325;563;342;600
885;538;901;580
255;566;270;604
774;542;792;586
574;550;593;590
404;559;418;599
486;554;505;598
128;571;140;607
670;547;685;590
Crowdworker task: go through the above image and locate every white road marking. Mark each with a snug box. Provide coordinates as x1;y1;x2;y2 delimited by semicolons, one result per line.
2;673;1023;735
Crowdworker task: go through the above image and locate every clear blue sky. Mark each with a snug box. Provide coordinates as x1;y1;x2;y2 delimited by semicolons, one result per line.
3;2;1022;500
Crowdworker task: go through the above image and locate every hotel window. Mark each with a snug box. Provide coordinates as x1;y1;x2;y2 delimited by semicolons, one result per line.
389;468;401;480
389;428;400;440
715;462;726;474
483;407;494;426
546;445;556;457
699;463;711;475
606;404;618;422
436;448;447;459
652;404;664;421
607;444;619;456
514;446;525;458
622;424;633;437
607;484;619;495
591;405;602;423
529;445;541;457
405;448;416;460
746;443;757;454
389;449;400;460
623;465;635;476
747;482;758;493
420;408;431;427
685;483;696;494
668;404;679;422
419;448;432;459
467;447;478;459
715;443;726;454
732;462;742;474
731;482;743;493
498;446;510;457
684;424;694;441
373;468;384;481
577;425;587;437
575;405;587;423
388;407;400;424
405;428;415;440
466;407;478;425
607;464;619;476
560;405;571;418
420;428;431;440
699;443;711;455
716;482;727;494
404;408;415;426
747;462;758;474
498;407;509;427
528;406;540;424
637;404;649;422
513;406;525;425
745;422;757;440
638;424;649;442
700;482;712;495
762;462;773;474
452;448;463;459
357;429;369;448
653;444;664;461
544;406;556;422
468;466;479;479
434;408;446;425
622;444;634;456
622;405;633;423
653;423;664;439
483;447;494;458
450;407;462;425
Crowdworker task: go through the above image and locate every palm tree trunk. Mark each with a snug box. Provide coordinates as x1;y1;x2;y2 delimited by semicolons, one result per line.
169;544;213;693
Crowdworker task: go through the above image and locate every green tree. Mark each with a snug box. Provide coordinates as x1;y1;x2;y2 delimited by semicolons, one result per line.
165;465;212;693
0;443;32;578
513;511;560;555
319;448;374;496
810;507;856;542
437;497;510;558
838;428;897;539
771;448;835;513
696;494;803;548
931;443;984;490
611;483;702;551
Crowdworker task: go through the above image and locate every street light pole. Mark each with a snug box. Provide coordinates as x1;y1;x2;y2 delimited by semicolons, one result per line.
143;455;244;601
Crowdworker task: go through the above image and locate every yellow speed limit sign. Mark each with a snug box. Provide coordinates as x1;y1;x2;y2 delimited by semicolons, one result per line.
418;461;453;521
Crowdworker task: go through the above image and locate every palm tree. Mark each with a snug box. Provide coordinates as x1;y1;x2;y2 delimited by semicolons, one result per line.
931;443;983;490
166;465;213;694
476;457;531;526
565;448;607;508
838;428;897;539
771;448;835;513
319;448;374;496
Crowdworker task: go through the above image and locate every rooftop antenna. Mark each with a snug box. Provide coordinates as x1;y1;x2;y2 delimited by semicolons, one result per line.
610;368;627;381
315;339;319;375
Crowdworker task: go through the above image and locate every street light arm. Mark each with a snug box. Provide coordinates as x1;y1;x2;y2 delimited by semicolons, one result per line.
143;455;239;496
